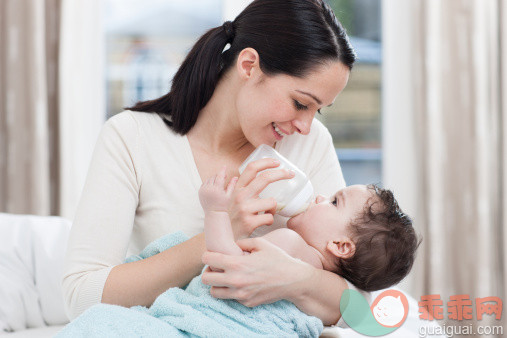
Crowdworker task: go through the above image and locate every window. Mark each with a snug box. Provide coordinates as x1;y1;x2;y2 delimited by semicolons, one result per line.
104;0;382;185
104;0;223;118
322;0;382;185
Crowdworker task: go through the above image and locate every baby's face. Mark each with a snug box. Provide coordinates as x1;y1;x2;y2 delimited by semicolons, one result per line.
286;185;375;250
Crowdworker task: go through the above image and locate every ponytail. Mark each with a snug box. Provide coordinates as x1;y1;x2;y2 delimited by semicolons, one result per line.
127;22;234;134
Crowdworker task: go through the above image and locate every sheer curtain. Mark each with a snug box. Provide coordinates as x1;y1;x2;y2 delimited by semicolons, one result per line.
0;0;60;215
0;0;104;219
384;0;506;335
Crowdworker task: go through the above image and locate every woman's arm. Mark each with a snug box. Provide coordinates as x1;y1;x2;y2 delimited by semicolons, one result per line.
62;113;142;319
62;113;207;319
201;237;347;325
102;233;206;307
288;263;349;325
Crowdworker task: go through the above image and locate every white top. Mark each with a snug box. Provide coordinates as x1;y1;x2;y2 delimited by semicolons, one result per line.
62;110;346;320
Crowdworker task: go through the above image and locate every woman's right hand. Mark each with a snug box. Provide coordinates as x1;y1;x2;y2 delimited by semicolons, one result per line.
228;158;295;240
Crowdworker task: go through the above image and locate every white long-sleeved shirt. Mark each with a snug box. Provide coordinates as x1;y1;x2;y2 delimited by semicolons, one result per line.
62;110;346;320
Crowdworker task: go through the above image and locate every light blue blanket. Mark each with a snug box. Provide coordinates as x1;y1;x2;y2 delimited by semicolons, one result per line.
56;231;323;337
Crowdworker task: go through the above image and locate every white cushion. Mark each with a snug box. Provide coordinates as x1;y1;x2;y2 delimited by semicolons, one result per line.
0;213;71;332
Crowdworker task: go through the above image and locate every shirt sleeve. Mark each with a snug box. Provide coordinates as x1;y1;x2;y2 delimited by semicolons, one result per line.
306;119;346;196
61;112;141;320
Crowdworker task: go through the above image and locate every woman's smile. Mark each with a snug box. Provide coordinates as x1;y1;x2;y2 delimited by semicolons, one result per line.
271;122;288;140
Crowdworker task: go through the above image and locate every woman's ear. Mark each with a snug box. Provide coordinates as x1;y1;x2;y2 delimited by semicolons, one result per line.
327;238;355;259
235;47;261;80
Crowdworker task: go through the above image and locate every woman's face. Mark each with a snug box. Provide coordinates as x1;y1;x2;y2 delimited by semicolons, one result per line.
235;57;350;147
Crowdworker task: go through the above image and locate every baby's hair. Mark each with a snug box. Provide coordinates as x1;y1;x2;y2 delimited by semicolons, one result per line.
336;184;421;291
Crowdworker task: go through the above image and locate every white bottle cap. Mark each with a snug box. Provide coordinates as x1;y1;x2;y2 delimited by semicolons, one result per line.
279;180;314;217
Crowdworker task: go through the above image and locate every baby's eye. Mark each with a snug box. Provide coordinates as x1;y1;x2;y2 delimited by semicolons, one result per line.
293;100;308;111
331;196;337;206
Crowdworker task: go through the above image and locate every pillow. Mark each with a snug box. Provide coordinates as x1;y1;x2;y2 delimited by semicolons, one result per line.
0;213;71;332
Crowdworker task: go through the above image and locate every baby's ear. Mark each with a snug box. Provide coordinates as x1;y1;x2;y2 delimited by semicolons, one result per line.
326;238;355;259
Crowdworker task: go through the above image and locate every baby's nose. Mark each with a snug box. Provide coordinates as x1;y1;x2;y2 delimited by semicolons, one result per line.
315;195;326;204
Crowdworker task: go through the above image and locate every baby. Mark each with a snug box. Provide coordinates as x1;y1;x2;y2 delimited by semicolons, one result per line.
199;166;420;292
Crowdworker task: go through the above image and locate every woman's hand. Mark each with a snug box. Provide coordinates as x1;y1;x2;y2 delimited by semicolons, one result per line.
201;236;315;307
228;158;295;240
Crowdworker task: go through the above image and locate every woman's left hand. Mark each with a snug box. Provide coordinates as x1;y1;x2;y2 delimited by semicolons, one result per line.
201;236;314;307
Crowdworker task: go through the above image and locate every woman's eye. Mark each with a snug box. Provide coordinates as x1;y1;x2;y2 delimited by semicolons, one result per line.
293;100;322;115
331;197;337;206
293;100;308;111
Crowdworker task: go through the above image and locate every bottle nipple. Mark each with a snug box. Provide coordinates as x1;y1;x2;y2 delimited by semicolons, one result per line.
293;202;310;216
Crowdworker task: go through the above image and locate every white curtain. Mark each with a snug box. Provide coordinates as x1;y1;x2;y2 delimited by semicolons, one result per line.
383;0;506;336
59;0;105;219
0;0;104;219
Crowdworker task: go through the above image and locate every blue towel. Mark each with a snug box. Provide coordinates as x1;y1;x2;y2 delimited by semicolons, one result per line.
56;231;323;337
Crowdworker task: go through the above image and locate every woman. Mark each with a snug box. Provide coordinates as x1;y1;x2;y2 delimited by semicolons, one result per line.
62;0;357;327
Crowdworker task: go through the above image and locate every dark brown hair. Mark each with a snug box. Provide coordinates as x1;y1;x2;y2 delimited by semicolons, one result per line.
336;184;421;292
126;0;356;135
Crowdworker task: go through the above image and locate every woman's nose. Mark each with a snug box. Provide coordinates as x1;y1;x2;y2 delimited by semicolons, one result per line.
292;112;313;135
315;195;326;204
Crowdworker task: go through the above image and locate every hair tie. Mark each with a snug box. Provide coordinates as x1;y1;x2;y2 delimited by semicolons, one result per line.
223;21;235;41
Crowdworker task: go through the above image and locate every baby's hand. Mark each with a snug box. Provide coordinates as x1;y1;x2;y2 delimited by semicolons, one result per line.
199;166;238;213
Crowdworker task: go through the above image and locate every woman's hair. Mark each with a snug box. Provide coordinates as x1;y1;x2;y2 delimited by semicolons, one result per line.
126;0;356;135
336;184;422;292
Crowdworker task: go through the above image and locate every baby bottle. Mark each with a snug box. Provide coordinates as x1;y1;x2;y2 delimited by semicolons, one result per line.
239;144;314;217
